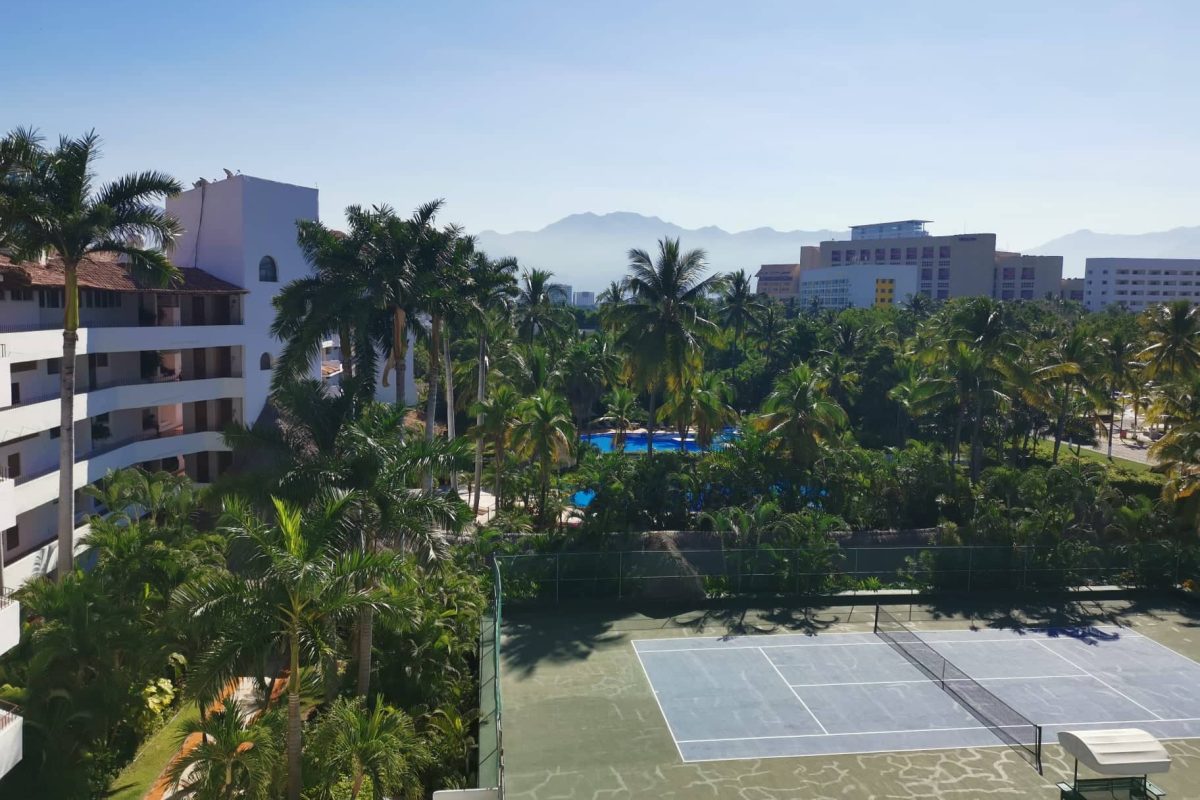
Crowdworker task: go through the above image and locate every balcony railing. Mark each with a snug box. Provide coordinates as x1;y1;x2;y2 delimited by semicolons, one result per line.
6;371;240;408
13;424;186;486
0;699;20;732
0;315;242;333
0;589;13;611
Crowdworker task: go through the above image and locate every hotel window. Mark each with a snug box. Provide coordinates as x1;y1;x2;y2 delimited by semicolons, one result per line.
47;357;61;375
921;246;934;259
831;250;841;263
938;268;950;280
921;268;933;281
1001;289;1015;300
1021;267;1035;280
260;352;273;371
936;289;949;300
860;249;871;262
906;247;918;260
890;247;901;261
875;248;885;262
3;527;16;553
10;288;32;301
846;250;857;264
1000;267;1014;280
259;255;278;282
938;245;951;259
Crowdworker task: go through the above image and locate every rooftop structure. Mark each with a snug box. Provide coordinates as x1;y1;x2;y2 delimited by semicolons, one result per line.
849;220;931;241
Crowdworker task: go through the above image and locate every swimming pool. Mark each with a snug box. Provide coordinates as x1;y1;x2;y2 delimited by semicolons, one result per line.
580;430;732;454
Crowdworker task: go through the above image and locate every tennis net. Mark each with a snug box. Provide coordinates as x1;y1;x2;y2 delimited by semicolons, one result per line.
873;606;1043;773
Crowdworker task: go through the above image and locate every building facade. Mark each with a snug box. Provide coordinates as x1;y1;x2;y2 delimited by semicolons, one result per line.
1060;277;1084;303
1083;258;1200;313
573;290;596;308
754;246;820;300
0;174;328;590
798;264;919;310
802;220;1062;307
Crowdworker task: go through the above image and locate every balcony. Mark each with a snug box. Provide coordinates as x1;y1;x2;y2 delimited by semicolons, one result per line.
0;698;20;781
0;590;18;656
11;426;228;516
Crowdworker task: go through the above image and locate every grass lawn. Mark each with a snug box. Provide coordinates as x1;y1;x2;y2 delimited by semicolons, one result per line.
107;703;198;800
1030;438;1154;475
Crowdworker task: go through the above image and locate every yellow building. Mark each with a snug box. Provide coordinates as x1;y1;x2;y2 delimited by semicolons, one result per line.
874;277;896;306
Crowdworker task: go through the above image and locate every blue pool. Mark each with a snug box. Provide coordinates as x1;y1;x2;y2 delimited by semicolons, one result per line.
580;430;733;454
571;489;596;507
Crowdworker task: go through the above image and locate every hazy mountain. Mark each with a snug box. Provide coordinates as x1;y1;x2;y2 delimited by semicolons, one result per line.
475;212;844;292
1029;226;1200;277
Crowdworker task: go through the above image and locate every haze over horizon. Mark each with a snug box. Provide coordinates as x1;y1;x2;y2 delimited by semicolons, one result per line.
4;1;1198;258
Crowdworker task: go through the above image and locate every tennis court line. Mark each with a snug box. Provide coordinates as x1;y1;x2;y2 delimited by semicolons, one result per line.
1032;639;1165;720
675;715;1200;744
634;636;1107;654
632;624;1137;647
759;647;829;735
786;674;1087;688
631;643;687;763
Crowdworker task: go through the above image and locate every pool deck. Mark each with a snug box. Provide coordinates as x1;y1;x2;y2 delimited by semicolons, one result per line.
499;594;1200;799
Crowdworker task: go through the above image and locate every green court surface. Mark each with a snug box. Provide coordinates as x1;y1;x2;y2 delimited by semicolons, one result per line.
499;594;1200;799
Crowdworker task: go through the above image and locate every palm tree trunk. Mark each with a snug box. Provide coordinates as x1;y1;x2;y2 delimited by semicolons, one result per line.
473;334;487;515
424;314;441;492
494;436;505;510
356;605;373;697
287;632;302;800
393;307;408;406
1108;394;1118;459
57;265;80;580
444;330;458;493
970;392;985;482
646;389;656;457
1052;388;1069;462
350;771;365;800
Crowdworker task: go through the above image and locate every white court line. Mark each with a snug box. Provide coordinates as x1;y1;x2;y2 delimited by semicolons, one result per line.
631;642;687;763
676;715;1200;744
759;647;829;735
788;674;1088;688
1032;639;1165;721
631;624;1139;648
635;636;1076;654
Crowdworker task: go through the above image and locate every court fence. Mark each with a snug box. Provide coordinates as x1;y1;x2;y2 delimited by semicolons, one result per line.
495;540;1199;606
476;561;504;797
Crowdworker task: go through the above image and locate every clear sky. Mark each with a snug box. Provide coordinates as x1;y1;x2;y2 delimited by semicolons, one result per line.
4;0;1197;250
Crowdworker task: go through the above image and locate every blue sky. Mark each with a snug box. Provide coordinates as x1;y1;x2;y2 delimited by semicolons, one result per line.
4;1;1197;250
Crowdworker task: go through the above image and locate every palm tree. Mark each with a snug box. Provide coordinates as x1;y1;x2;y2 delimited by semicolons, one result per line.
271;206;383;399
306;697;429;800
887;362;947;445
163;700;284;800
515;268;571;343
1036;326;1099;462
471;383;522;510
511;389;575;529
596;279;627;332
595;387;643;452
1139;300;1200;380
611;238;726;455
690;372;738;449
466;254;519;512
0;127;42;248
1099;328;1138;458
717;269;765;359
0;130;182;578
176;493;402;800
555;334;619;431
757;364;847;470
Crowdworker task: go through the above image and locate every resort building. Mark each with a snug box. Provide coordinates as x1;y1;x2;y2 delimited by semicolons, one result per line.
798;220;1063;308
754;246;820;300
0;578;17;778
1060;277;1085;303
1083;257;1200;313
0;173;414;591
573;290;596;308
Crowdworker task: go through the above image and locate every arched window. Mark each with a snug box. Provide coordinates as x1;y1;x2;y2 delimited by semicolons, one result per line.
258;255;278;282
259;352;272;371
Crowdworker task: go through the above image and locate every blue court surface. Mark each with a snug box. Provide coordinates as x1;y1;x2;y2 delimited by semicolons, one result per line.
633;625;1200;763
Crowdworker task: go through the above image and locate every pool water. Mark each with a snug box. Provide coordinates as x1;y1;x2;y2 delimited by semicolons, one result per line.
580;430;732;454
571;489;596;507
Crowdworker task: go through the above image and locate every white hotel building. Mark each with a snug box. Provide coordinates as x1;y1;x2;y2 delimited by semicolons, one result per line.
0;173;413;598
1083;257;1200;313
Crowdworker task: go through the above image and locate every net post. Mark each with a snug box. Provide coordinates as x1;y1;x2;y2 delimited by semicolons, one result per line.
1035;725;1043;774
873;604;880;633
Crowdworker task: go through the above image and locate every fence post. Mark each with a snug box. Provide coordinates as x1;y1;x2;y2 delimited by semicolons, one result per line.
967;547;974;592
555;554;560;604
853;548;860;584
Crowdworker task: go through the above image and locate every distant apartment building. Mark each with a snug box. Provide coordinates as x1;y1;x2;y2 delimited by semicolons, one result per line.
573;290;596;308
754;246;820;300
549;284;573;305
1060;277;1085;303
798;220;1062;310
1083;258;1200;313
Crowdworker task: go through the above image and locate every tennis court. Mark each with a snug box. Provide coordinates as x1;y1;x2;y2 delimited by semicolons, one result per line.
633;612;1200;765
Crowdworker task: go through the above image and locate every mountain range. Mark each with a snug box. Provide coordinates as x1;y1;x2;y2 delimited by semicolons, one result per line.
474;213;1200;292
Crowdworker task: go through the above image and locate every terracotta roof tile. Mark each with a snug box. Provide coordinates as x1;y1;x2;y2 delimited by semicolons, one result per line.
0;251;246;294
